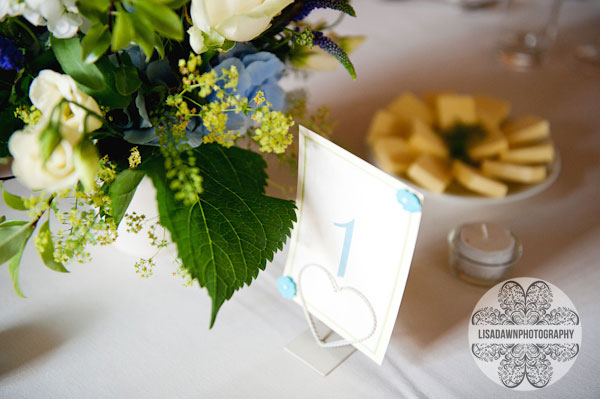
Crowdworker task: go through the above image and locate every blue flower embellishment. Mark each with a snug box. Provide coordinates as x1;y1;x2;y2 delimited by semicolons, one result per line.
397;189;421;213
277;276;296;299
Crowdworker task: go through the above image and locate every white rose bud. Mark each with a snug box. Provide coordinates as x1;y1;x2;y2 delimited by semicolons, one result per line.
189;0;293;46
29;70;103;134
8;122;82;192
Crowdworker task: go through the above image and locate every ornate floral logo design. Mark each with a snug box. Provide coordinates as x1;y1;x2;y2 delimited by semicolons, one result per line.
468;278;581;391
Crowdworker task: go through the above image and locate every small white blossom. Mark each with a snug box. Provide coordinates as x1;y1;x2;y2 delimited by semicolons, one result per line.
1;0;83;39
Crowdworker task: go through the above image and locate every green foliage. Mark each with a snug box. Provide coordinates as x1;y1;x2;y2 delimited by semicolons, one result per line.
144;144;296;327
73;139;101;192
81;23;111;64
1;219;35;297
36;219;69;273
51;36;132;108
77;0;111;23
106;0;184;60
8;227;33;298
108;168;145;226
39;120;62;164
114;65;142;96
1;183;27;210
0;220;34;266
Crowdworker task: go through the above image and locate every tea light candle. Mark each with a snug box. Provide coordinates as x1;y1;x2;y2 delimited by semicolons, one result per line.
448;222;522;286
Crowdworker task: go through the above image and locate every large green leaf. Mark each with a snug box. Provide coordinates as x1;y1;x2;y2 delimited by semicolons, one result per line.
81;23;112;64
109;168;145;226
36;219;68;273
144;144;296;327
1;183;27;211
114;65;142;96
0;221;33;266
52;37;131;108
111;7;135;51
8;227;33;298
51;36;104;90
132;0;184;41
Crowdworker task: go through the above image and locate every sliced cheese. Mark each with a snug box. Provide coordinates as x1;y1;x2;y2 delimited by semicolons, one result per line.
503;115;550;145
387;92;434;126
474;94;511;129
467;126;509;160
406;154;452;193
452;160;508;198
367;109;406;143
424;91;455;111
436;94;477;129
499;142;555;164
407;119;449;159
372;137;419;175
481;160;547;184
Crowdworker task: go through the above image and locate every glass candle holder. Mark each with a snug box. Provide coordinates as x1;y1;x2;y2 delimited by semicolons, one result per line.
497;0;563;71
448;222;522;286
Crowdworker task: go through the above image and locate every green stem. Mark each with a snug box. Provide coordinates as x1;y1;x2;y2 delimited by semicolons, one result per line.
14;18;41;49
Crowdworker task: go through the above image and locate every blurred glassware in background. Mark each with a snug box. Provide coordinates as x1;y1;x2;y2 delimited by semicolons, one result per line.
575;40;600;67
497;0;563;71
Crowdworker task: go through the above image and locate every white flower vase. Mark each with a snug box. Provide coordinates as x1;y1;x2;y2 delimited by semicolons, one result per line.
112;176;177;258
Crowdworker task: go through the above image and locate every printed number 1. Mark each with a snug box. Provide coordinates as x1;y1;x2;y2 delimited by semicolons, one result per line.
334;219;355;277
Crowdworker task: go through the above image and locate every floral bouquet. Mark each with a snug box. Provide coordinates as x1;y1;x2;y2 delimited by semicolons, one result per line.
0;0;361;326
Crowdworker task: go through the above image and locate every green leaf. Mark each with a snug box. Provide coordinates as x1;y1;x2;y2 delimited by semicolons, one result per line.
0;221;33;266
52;36;131;108
163;0;189;8
130;14;157;60
73;139;100;192
92;58;133;108
36;219;68;273
109;169;145;227
132;0;184;40
8;227;32;298
111;7;135;51
78;0;111;13
114;65;142;96
39;122;61;164
81;23;112;64
153;33;165;59
51;36;104;90
144;144;296;327
0;220;28;227
1;183;27;211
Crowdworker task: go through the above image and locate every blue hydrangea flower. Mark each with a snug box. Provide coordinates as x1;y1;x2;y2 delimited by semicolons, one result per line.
211;46;286;133
123;93;208;147
277;276;296;299
0;37;24;71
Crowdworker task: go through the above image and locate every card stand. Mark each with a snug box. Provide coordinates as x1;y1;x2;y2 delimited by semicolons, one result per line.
284;319;356;376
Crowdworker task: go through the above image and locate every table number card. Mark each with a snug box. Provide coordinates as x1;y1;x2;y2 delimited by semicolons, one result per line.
282;126;423;365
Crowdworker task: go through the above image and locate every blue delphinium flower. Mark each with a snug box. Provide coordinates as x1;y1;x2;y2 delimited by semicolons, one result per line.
211;46;286;134
292;0;356;22
0;37;24;71
312;31;356;79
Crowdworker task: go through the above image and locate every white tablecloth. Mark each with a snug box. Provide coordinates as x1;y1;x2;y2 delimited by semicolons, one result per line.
2;1;600;398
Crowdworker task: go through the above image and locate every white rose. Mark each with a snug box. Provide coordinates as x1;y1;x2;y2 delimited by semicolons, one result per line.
29;70;102;134
8;122;81;191
189;0;294;45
